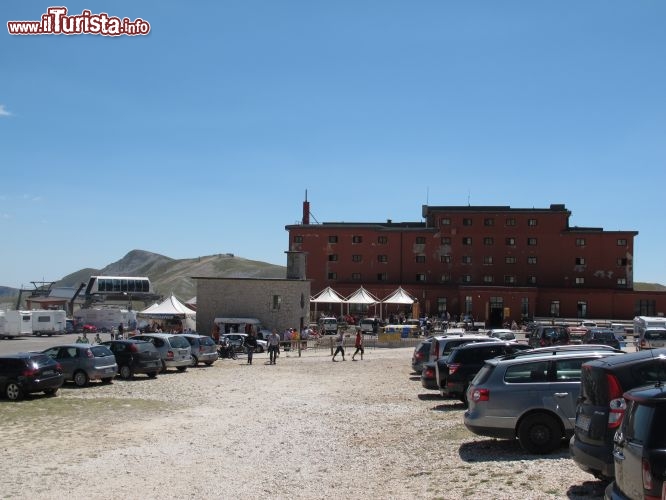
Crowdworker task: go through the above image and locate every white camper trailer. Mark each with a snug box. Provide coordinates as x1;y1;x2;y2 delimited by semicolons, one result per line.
0;310;33;339
31;310;67;336
76;308;137;333
634;316;666;350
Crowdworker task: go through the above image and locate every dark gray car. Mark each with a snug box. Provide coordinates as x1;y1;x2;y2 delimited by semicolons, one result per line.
181;334;218;366
42;344;117;387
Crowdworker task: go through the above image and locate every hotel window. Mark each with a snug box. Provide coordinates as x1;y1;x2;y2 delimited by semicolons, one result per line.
617;257;628;266
463;218;473;226
464;296;473;314
437;298;447;314
462;275;472;283
462;255;472;264
483;256;493;265
521;297;530;317
636;299;656;316
328;235;338;243
505;218;516;226
527;256;537;264
576;238;586;247
377;236;388;244
528;218;538;227
617;238;627;246
351;273;361;281
415;255;426;263
377;272;387;281
441;273;451;283
440;218;451;226
462;237;472;245
527;237;537;246
415;236;426;244
550;300;560;317
575;257;585;265
416;273;426;282
505;256;516;264
293;235;303;243
505;237;516;246
327;272;337;280
504;275;516;285
527;275;537;285
441;236;451;245
575;277;585;285
441;255;452;264
352;255;362;263
483;275;493;283
328;254;338;262
352;235;363;244
272;295;282;310
377;255;388;263
484;218;494;226
617;277;627;286
483;237;494;246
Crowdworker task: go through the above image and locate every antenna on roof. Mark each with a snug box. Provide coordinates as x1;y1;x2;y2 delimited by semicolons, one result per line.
467;189;471;206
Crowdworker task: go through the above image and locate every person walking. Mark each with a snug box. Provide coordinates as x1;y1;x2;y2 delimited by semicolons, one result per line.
351;328;364;361
244;331;258;365
267;329;280;365
332;330;345;361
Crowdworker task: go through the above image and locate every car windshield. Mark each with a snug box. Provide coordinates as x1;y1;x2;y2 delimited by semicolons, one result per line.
90;346;113;357
646;330;666;340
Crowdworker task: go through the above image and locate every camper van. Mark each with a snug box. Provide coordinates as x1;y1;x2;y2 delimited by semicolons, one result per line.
31;310;67;336
214;317;272;340
634;315;666;350
76;308;137;333
0;310;33;339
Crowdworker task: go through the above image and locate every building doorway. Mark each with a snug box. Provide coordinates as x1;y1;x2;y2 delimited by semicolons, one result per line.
489;297;504;328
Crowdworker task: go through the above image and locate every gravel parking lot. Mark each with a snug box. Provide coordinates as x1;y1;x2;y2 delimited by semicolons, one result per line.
0;342;608;499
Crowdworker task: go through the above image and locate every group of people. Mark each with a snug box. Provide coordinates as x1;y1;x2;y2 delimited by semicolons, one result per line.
75;331;103;344
332;328;364;362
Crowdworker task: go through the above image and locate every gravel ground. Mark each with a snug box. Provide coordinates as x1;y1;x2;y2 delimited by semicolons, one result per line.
0;346;608;500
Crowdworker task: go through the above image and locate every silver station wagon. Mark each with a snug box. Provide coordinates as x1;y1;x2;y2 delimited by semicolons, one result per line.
464;349;622;454
132;333;192;373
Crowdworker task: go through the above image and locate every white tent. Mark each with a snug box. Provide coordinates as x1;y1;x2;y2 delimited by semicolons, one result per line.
345;286;380;318
382;287;416;304
138;294;196;331
310;286;345;318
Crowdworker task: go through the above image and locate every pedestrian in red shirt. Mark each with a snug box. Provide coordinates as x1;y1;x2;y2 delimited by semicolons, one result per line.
352;328;364;361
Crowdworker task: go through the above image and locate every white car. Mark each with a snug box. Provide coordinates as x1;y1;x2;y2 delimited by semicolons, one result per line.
220;333;267;353
487;329;516;340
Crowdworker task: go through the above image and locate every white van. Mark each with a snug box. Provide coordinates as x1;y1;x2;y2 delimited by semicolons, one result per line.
319;317;338;335
0;310;33;339
31;310;67;336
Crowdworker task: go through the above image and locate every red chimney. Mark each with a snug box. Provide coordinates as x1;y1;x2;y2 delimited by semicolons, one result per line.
302;191;310;225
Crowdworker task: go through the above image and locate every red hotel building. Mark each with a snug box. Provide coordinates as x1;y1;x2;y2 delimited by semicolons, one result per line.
286;202;666;325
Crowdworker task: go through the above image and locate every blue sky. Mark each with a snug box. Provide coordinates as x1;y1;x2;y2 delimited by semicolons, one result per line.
1;1;665;289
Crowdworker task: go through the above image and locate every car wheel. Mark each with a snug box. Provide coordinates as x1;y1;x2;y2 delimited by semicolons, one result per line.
160;361;167;373
255;346;264;353
147;372;158;378
119;365;133;379
74;370;89;388
176;366;187;372
101;377;113;384
204;361;214;366
44;388;59;396
518;413;562;454
5;380;23;401
190;356;198;367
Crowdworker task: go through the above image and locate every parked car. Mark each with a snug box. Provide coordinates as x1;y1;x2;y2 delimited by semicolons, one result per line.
411;338;433;374
570;347;666;480
426;333;496;364
464;349;622;454
0;352;64;400
359;317;382;335
181;334;218;367
420;361;439;391
605;384;666;500
581;328;621;350
220;333;267;353
528;325;570;348
487;329;516;340
41;344;117;387
101;339;162;379
82;324;97;333
436;341;530;404
132;333;192;372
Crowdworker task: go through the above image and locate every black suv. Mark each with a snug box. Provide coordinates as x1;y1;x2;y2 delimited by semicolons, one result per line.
605;384;666;499
436;341;530;403
101;339;162;379
570;347;666;480
0;353;65;400
528;325;569;348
